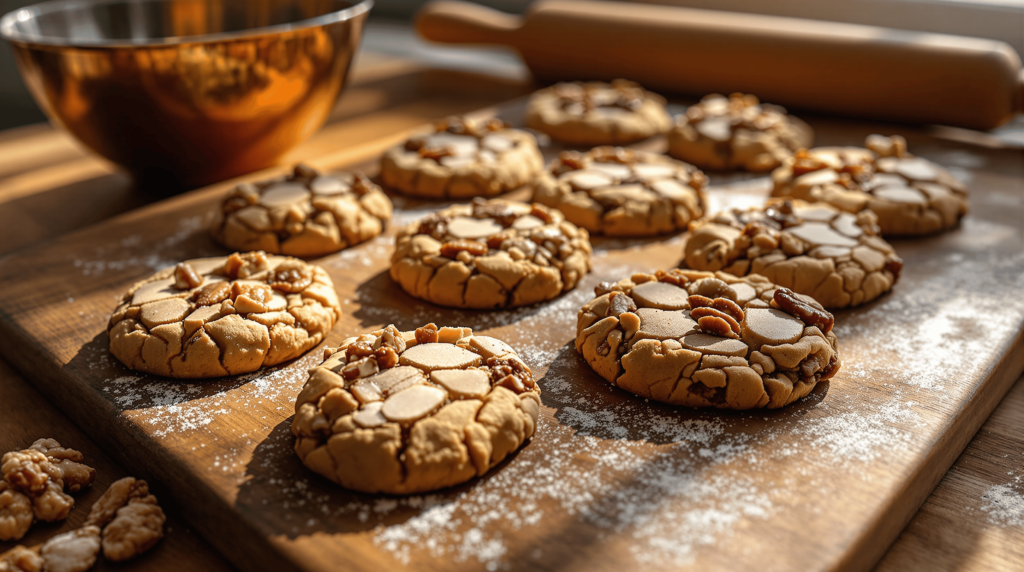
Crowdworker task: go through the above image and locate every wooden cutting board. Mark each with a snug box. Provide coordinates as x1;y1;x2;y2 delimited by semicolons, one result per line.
0;99;1021;572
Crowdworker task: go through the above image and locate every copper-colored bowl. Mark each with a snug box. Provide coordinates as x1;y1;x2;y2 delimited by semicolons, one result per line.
1;0;372;188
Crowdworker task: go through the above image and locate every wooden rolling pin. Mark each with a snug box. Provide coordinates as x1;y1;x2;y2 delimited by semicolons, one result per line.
416;0;1024;130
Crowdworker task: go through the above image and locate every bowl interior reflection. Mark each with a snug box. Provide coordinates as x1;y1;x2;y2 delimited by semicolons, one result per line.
4;0;360;45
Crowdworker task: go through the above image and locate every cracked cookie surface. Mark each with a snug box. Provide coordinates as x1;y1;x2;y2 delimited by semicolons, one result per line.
211;164;392;258
771;134;969;236
292;324;541;494
380;116;543;199
525;80;672;146
533;146;706;237
576;270;840;409
391;199;592;309
107;251;341;378
683;199;903;309
684;200;901;311
668;93;813;172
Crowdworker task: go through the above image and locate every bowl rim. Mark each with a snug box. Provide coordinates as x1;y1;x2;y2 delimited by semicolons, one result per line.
0;0;373;47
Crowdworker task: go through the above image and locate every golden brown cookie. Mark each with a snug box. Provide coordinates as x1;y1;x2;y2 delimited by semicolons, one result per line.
107;252;341;378
210;164;392;258
576;269;840;409
291;323;541;494
683;199;902;309
380;116;543;199
525;80;672;146
391;199;593;309
771;134;969;236
667;93;813;172
533;146;706;237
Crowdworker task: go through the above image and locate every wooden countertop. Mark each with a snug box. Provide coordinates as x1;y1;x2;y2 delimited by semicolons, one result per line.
0;23;1020;571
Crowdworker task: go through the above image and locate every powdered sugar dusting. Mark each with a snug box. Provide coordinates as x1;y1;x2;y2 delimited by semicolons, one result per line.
981;484;1024;529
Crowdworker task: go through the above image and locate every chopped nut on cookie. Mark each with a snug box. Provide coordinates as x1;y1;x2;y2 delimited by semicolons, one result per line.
525;80;672;146
291;325;541;494
575;269;840;410
668;93;813;172
107;252;341;378
533;146;707;237
771;135;968;236
683;198;902;309
391;200;593;309
211;164;392;257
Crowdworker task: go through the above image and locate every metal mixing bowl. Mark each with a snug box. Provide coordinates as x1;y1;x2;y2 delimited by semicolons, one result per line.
1;0;372;188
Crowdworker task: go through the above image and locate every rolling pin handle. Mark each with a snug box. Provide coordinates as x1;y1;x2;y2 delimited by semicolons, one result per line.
415;0;521;46
1017;69;1024;114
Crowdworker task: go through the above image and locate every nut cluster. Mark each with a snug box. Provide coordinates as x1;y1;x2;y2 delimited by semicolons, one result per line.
1;473;165;572
0;439;96;542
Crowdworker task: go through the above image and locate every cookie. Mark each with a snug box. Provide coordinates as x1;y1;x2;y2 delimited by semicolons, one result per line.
391;199;593;309
210;164;392;258
380;116;544;199
107;252;341;378
576;269;840;409
533;146;706;236
667;93;813;172
291;323;541;494
524;80;672;146
771;134;969;236
683;199;903;309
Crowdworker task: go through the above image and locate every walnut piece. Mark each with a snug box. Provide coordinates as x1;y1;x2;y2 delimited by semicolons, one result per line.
83;477;165;562
0;545;42;572
193;282;231;307
222;251;269;279
440;240;488;258
39;526;100;572
0;482;33;541
1;450;55;495
269;260;313;293
172;263;202;290
415;323;440;344
774;288;834;334
102;498;165;562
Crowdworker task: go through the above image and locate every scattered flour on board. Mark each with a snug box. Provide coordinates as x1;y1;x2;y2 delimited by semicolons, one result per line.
981;484;1024;529
73;215;210;276
100;351;321;437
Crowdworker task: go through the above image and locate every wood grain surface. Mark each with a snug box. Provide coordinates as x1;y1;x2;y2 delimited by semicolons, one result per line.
0;93;1020;572
877;377;1024;572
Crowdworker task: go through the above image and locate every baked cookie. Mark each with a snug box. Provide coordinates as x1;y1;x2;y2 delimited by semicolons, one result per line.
292;323;540;494
576;269;840;409
380;116;544;199
683;199;902;309
107;252;341;378
210;164;392;258
771;135;969;236
391;199;592;309
667;93;813;172
533;146;706;236
524;80;672;146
